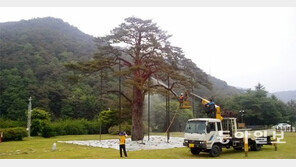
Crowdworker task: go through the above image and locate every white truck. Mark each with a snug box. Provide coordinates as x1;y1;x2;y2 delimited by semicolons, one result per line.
183;117;275;157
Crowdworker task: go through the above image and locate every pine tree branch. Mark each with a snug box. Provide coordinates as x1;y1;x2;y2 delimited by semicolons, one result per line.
115;57;133;67
150;84;178;98
107;90;132;103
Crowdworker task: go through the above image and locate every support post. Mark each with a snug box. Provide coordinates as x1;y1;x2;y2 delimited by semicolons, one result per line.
192;87;195;118
166;75;170;142
99;120;102;141
99;71;103;142
274;138;278;151
27;96;32;137
244;136;248;157
118;59;122;131
100;70;103;112
148;78;151;141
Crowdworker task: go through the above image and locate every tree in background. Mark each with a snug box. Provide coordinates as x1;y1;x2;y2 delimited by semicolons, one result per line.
67;17;210;140
152;101;192;132
0;68;30;121
216;83;292;126
98;109;118;133
0;17;103;121
287;100;296;125
30;108;51;136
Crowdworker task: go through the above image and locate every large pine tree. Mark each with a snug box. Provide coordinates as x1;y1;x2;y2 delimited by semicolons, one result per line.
66;17;210;140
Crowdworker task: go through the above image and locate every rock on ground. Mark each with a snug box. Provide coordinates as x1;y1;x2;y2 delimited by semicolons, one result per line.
58;136;185;151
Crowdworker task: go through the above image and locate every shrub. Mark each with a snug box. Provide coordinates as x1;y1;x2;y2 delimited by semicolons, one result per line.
51;119;88;136
30;108;51;136
44;119;102;137
98;109;118;133
41;123;55;138
108;122;131;135
81;120;101;134
63;120;87;135
31;119;47;136
108;125;119;135
0;118;24;128
0;127;27;141
50;121;66;135
31;108;51;120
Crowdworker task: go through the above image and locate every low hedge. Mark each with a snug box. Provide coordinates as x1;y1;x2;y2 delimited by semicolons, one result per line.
50;119;102;136
41;123;55;138
0;127;27;141
0;118;24;128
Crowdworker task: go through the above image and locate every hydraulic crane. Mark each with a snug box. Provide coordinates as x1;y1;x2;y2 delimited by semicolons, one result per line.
150;77;222;120
179;92;223;120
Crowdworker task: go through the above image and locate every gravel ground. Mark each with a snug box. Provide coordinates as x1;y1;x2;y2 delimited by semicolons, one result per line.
58;136;185;151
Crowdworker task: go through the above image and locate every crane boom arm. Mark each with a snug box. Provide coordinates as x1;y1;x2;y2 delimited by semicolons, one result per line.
190;93;223;120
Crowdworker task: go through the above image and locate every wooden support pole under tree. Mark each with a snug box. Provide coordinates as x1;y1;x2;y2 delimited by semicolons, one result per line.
165;93;168;130
165;94;168;142
100;70;103;112
192;87;195;118
118;59;122;131
274;138;278;151
166;75;170;142
148;78;151;141
99;121;102;141
165;112;177;134
99;70;103;142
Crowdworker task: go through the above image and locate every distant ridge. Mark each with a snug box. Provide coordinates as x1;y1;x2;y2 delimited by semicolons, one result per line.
195;75;244;98
270;90;296;103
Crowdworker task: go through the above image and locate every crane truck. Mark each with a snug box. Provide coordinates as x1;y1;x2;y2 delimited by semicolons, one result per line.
182;93;276;157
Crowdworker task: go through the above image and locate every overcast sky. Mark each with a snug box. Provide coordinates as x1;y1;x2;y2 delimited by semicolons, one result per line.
1;7;295;92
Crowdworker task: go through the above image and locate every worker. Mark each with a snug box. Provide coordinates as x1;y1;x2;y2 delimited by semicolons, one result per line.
179;93;184;107
205;98;216;118
119;131;128;158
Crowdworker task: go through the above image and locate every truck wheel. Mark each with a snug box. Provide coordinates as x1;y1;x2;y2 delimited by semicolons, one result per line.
209;144;221;157
251;143;262;151
190;148;200;155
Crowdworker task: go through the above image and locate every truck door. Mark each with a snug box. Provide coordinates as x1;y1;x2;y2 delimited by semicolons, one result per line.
217;122;223;136
206;122;218;144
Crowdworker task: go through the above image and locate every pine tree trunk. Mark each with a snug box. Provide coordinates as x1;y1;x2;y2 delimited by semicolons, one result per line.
131;86;144;141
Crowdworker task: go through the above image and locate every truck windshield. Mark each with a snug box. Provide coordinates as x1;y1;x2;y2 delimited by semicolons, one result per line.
185;121;206;134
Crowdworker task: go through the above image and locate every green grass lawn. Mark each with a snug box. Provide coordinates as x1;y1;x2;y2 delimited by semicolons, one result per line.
0;132;295;159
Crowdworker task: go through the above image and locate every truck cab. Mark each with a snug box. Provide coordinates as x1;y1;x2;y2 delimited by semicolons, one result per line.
183;118;225;157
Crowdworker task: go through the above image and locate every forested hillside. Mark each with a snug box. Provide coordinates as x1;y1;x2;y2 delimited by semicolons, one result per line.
195;75;243;98
0;17;242;122
0;17;101;121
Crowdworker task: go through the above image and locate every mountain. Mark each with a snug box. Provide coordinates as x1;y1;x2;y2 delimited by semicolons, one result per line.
0;17;96;66
195;75;244;98
208;75;244;96
0;17;242;120
271;90;296;103
0;17;99;120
